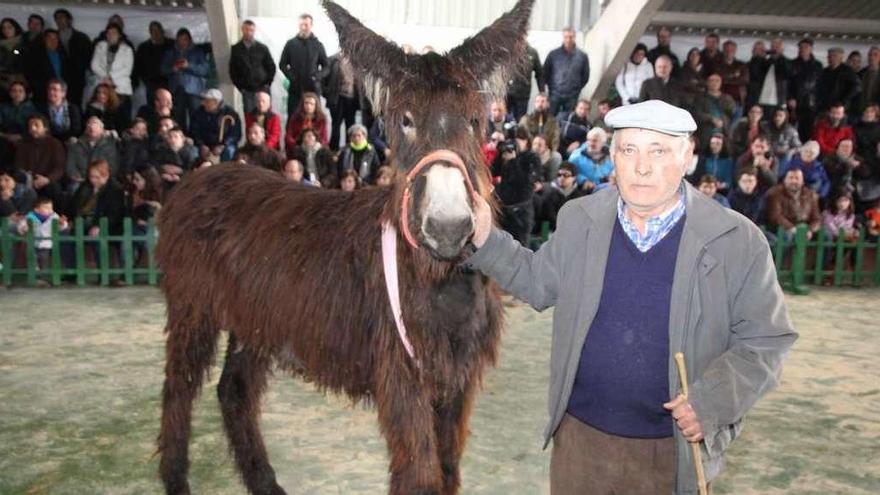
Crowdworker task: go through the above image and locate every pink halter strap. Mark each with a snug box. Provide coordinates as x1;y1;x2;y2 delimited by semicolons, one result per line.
399;149;477;250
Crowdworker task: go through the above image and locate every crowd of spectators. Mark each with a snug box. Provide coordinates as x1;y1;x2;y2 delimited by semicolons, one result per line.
485;26;880;257
3;8;880;277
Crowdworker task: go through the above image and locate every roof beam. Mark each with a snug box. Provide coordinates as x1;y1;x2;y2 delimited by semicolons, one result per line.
653;11;880;36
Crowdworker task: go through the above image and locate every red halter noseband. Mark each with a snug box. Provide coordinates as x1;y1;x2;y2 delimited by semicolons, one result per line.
399;149;477;250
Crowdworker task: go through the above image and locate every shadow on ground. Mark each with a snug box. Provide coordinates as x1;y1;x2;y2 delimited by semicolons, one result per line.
0;287;877;494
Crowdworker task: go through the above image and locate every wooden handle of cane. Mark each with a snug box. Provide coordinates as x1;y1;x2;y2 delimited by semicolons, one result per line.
674;352;708;495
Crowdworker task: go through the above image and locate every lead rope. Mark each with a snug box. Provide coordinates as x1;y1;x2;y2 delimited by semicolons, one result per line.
381;221;419;367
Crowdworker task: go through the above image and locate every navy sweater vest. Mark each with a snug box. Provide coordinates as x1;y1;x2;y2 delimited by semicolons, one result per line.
566;215;685;438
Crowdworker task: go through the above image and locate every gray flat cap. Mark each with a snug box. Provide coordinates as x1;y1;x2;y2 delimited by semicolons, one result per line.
604;99;697;136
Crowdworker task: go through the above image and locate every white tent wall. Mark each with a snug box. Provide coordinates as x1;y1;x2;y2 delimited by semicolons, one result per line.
4;2;877;124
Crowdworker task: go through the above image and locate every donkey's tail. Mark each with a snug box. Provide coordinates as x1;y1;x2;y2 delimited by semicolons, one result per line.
157;302;221;494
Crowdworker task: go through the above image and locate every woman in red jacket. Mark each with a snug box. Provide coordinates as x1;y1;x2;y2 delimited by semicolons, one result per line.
244;90;281;150
285;91;328;157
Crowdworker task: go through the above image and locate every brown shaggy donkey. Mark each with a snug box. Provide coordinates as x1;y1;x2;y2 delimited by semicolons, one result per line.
156;1;534;493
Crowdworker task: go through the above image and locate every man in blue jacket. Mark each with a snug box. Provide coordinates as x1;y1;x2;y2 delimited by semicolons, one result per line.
161;28;209;132
465;100;796;494
543;28;590;116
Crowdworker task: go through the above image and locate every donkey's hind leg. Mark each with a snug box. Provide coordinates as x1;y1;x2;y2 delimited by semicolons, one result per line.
217;332;285;495
158;304;221;495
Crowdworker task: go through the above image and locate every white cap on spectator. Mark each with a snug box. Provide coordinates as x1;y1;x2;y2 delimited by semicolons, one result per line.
604;99;696;137
201;88;223;101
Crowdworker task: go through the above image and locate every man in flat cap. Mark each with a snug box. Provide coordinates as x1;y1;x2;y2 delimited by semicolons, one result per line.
465;100;797;494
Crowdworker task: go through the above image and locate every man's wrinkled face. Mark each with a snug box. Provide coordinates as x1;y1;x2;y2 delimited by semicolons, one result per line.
613;128;690;215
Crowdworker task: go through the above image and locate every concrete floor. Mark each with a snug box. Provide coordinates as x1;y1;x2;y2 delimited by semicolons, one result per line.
0;287;877;494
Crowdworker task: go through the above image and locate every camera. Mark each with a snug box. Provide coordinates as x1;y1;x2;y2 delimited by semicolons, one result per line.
498;140;517;154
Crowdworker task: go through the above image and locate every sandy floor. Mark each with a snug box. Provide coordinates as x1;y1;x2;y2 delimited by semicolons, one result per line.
0;286;878;494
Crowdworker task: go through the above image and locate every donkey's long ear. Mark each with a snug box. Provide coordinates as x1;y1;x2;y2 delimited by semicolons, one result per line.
322;1;406;112
448;0;535;100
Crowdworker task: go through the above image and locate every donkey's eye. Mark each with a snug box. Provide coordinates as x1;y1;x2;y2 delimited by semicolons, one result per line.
402;112;415;129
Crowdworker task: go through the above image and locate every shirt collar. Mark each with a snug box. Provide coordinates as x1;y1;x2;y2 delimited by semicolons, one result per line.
616;184;687;252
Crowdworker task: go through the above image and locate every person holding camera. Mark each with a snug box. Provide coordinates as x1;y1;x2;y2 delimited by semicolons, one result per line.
735;134;778;192
491;131;541;247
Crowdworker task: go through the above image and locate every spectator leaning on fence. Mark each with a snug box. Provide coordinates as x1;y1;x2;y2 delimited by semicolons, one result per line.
766;167;821;240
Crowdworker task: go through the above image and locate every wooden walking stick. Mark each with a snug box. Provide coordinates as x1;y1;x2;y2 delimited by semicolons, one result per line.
674;352;708;495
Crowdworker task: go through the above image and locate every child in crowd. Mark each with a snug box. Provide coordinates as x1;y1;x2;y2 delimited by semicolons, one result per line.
697;174;731;208
822;191;858;241
15;196;69;271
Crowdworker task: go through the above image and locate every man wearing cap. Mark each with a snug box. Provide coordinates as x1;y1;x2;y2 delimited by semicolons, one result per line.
464;99;797;494
189;89;242;162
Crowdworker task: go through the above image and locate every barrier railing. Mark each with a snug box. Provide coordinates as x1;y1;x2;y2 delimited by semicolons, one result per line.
2;218;878;292
0;216;159;287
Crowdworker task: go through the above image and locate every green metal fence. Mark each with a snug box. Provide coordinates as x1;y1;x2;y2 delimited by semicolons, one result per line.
2;217;879;292
0;217;159;287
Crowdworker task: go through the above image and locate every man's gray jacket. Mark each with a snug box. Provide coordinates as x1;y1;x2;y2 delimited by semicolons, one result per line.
464;184;797;494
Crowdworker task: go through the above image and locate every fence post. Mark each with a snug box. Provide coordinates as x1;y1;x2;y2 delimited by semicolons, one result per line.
1;217;11;287
791;225;809;295
98;218;110;286
852;227;865;287
122;218;134;285
50;220;62;286
773;226;786;281
25;219;37;287
75;218;86;286
813;229;826;285
146;218;158;285
834;228;846;287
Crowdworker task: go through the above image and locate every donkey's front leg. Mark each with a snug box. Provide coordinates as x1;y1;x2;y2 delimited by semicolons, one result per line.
375;368;443;495
434;379;478;495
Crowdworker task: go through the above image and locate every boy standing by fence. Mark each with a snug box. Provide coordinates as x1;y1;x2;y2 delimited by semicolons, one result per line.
15;197;69;275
